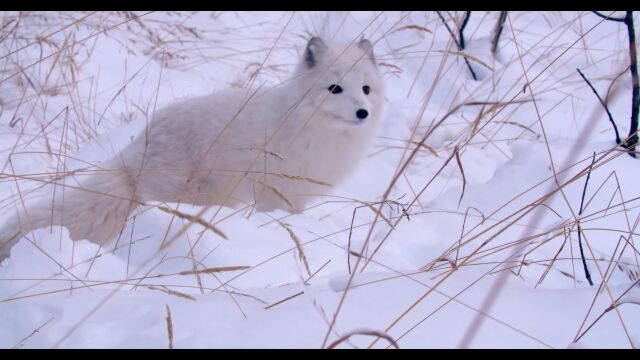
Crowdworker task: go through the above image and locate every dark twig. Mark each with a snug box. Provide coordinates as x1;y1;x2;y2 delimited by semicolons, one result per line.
577;152;596;286
459;11;471;50
623;11;639;158
491;11;508;56
592;11;626;23
436;11;478;81
576;68;622;144
593;11;639;158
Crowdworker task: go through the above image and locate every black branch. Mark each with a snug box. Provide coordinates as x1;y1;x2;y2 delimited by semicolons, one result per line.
623;11;639;158
577;152;596;286
576;68;622;145
592;11;639;158
436;11;478;81
592;11;626;23
491;11;508;56
459;11;471;50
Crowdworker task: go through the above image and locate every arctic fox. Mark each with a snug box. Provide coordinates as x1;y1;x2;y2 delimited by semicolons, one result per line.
0;37;385;261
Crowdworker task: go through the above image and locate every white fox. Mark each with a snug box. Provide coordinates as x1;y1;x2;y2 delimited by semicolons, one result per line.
0;37;385;261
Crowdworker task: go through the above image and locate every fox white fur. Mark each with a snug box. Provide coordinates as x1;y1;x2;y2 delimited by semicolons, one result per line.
0;37;385;261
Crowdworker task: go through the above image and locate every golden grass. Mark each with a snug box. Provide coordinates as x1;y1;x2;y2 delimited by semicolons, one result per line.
165;304;174;349
178;265;250;276
0;11;638;349
277;220;312;277
156;205;228;241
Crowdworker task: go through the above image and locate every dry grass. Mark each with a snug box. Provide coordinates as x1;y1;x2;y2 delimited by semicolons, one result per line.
277;220;312;277
156;205;228;241
178;265;250;276
0;11;638;349
327;329;399;349
165;304;174;349
11;317;55;349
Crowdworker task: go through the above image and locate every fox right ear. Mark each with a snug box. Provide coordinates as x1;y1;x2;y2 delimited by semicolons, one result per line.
304;37;327;68
357;39;375;64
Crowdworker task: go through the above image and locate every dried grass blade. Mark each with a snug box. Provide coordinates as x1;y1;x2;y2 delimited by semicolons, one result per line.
178;266;250;276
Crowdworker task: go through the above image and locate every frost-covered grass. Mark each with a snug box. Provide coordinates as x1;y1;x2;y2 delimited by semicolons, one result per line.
0;11;639;348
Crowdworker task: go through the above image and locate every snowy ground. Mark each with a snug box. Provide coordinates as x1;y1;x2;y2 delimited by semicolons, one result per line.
1;11;639;348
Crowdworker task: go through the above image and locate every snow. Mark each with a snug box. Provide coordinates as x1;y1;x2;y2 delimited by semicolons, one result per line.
1;11;639;348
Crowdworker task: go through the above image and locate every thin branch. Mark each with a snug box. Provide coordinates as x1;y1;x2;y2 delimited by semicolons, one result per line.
436;11;478;81
491;11;508;56
593;11;639;157
577;152;597;286
623;11;639;158
576;68;622;144
592;11;626;23
459;11;471;50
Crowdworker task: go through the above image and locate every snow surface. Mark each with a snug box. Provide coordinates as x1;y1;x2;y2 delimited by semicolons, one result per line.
0;11;639;348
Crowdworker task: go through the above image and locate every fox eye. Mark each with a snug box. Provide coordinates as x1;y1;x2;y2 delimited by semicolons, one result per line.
328;84;343;94
363;85;370;95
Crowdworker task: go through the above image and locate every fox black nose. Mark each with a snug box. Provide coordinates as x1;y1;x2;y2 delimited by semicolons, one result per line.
356;109;369;120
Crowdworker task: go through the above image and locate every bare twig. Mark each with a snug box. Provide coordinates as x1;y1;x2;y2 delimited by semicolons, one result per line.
576;68;622;144
623;11;639;157
459;11;471;50
491;11;508;56
593;11;639;158
436;11;478;80
577;152;597;286
592;11;626;23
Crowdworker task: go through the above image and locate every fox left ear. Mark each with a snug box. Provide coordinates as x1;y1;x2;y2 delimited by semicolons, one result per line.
305;37;328;68
357;39;375;64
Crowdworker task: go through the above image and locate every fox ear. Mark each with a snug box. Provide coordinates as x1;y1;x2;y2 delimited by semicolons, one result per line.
304;37;327;68
357;39;375;64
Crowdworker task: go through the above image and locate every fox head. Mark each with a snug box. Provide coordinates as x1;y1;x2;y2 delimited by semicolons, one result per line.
291;37;385;130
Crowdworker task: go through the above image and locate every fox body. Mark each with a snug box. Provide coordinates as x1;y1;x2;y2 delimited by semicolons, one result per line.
0;37;385;261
